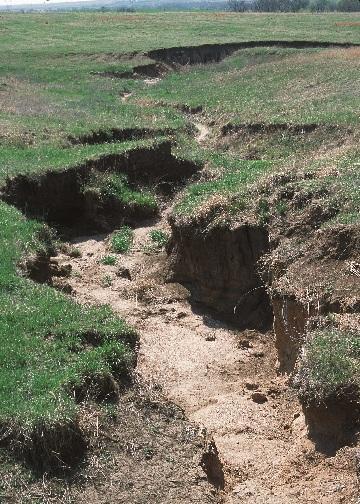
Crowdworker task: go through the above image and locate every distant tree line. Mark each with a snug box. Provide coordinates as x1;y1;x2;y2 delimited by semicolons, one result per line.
228;0;359;11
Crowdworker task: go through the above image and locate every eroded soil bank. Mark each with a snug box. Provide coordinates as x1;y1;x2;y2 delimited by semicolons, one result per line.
1;142;200;234
100;40;360;80
50;208;359;503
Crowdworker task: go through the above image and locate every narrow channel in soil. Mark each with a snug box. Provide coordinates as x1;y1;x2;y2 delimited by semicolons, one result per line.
52;206;358;504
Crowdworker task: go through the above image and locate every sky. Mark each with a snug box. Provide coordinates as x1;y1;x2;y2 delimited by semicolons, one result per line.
0;0;95;6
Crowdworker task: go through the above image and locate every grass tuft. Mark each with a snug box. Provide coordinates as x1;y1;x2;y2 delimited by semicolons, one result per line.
111;226;134;254
100;255;117;266
149;229;169;249
82;171;158;215
295;327;360;404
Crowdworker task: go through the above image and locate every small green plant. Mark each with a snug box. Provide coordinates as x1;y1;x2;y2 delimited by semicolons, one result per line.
275;200;288;217
296;328;360;404
257;198;270;225
149;229;169;249
103;403;118;420
102;274;113;287
111;226;134;254
69;247;82;258
100;255;117;266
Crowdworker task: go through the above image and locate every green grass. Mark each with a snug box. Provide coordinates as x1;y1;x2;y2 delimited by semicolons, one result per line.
149;229;170;249
0;139;162;181
138;46;360;125
272;144;360;226
0;12;359;180
2;13;360;55
100;255;117;266
111;226;134;253
175;159;272;218
82;171;158;215
296;327;360;404
102;273;114;287
0;13;358;185
0;202;136;433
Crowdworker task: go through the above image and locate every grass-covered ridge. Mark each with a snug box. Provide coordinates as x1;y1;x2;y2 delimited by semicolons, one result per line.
0;200;137;469
175;159;272;219
0;138;162;181
139;46;360;125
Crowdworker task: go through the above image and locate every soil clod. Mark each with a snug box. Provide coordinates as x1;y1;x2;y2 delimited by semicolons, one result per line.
251;392;268;404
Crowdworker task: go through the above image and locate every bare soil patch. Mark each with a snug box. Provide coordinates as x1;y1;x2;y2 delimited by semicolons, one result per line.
67;127;174;146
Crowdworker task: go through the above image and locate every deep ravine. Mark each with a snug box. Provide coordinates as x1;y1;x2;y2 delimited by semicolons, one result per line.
50;206;358;504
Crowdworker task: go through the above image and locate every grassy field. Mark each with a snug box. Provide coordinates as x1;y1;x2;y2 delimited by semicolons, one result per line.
2;12;360;53
0;12;359;176
139;46;360;124
0;11;359;475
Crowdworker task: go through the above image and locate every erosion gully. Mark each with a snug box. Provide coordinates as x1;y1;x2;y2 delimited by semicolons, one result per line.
8;39;360;501
52;202;357;504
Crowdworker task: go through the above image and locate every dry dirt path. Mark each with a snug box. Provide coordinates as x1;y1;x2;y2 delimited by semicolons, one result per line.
53;213;358;504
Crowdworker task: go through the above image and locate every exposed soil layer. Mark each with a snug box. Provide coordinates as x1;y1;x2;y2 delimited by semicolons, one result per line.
1;142;201;234
68;126;175;145
272;295;312;374
217;123;356;161
167;221;272;330
269;225;360;374
147;40;359;66
96;61;171;79
97;41;360;80
261;177;360;440
221;122;344;136
301;387;360;453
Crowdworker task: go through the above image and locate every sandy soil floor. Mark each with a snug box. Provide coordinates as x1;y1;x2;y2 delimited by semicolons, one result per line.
52;211;359;504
